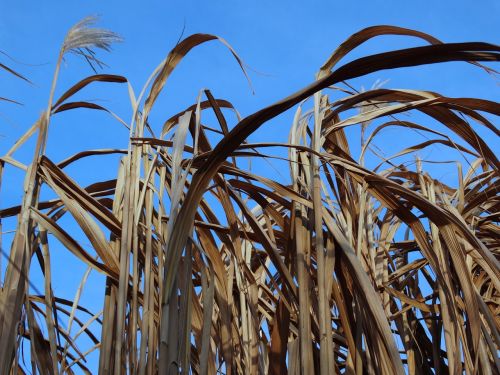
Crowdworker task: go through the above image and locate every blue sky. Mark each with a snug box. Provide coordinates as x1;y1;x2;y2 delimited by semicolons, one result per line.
1;0;499;372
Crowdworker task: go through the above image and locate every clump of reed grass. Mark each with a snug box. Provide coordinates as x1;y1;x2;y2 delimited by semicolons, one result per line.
0;18;498;375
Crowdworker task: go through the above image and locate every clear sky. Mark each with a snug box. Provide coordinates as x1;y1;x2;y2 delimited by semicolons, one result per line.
1;0;499;372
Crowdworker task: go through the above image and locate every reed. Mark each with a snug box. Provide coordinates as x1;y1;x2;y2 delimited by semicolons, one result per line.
0;19;498;374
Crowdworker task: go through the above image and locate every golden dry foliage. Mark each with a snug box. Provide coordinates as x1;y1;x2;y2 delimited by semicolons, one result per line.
0;19;499;374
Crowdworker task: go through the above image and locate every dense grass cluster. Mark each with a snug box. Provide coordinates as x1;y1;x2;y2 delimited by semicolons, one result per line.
0;18;499;374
